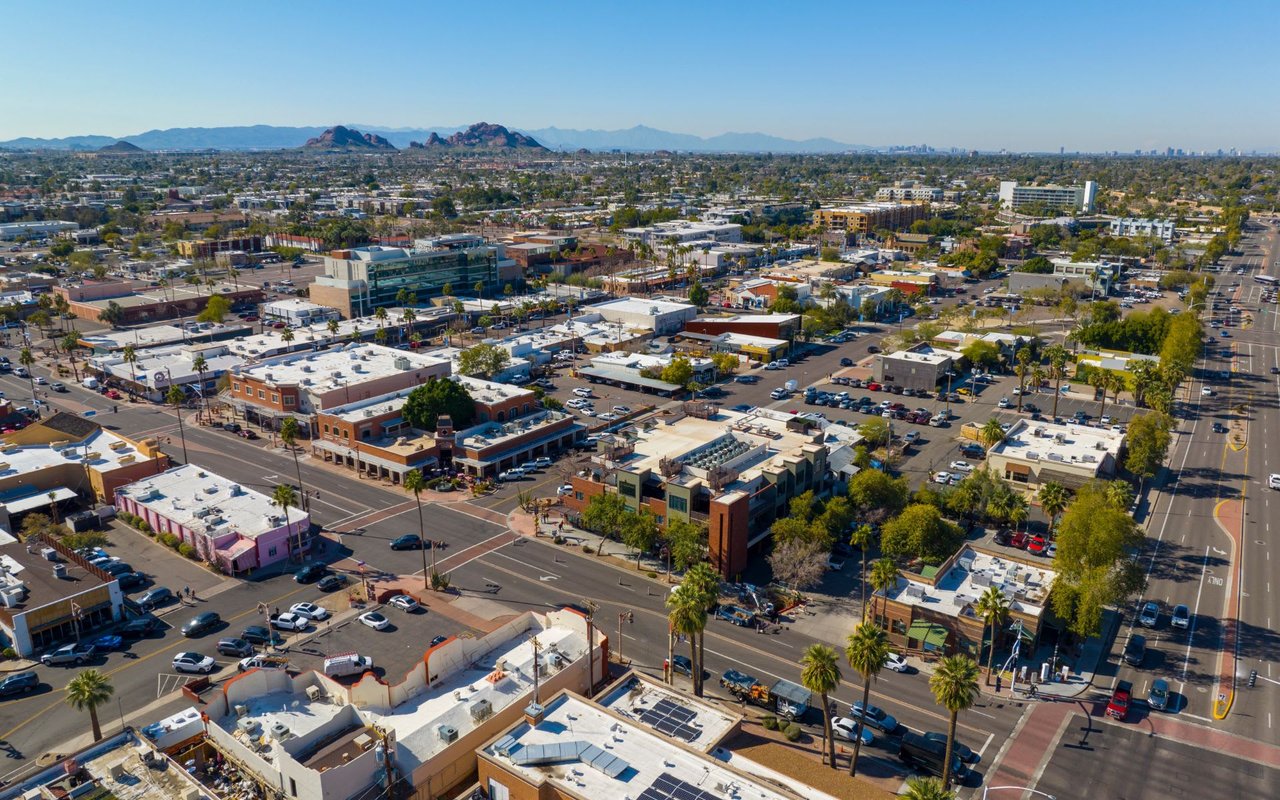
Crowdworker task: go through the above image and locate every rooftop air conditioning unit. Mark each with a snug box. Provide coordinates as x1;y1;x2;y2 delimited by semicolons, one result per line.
469;699;493;722
436;724;458;744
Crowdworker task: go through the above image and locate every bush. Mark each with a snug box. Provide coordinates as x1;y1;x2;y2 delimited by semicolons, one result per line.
138;521;152;534
178;543;198;559
582;545;593;554
158;533;179;549
429;568;451;591
761;716;779;731
782;722;803;742
646;571;658;579
553;535;565;545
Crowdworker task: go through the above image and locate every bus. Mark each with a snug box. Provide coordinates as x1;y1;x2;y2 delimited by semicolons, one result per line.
1255;274;1279;286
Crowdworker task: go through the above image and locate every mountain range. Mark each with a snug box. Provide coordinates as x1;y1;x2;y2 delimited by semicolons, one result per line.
0;123;869;153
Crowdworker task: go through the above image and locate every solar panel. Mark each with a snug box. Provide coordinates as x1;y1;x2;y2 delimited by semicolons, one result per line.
653;698;697;723
638;773;723;800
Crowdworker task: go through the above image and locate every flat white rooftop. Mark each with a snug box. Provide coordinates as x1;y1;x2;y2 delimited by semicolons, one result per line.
0;428;150;475
589;296;696;316
235;343;448;389
597;675;737;750
117;463;302;540
227;307;452;359
883;348;952;365
80;322;247;351
885;545;1055;619
992;418;1125;466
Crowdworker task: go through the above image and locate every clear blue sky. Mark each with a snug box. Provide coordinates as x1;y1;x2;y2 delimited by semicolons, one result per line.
6;0;1276;151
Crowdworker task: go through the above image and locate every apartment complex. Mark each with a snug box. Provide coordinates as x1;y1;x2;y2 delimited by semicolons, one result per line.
998;180;1098;213
1109;217;1175;242
114;463;312;573
620;220;743;246
312;236;513;318
812;202;930;234
986;418;1125;490
564;405;828;578
876;182;944;202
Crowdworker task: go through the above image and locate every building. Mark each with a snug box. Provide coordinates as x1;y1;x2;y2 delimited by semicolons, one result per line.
876;182;944;202
223;343;452;430
0;221;78;241
1007;258;1119;297
876;545;1055;658
452;407;585;479
812;202;930;235
587;296;698;335
579;351;717;395
564;405;829;578
200;610;603;800
762;258;863;283
55;279;264;325
226;306;456;361
78;321;251;354
998;180;1098;214
312;238;512;319
175;235;263;259
621;220;743;246
115;464;312;573
889;232;939;255
261;298;342;326
873;346;956;392
986;418;1125;491
0;534;125;656
0;412;170;508
1109;217;1175;243
91;341;243;402
866;268;939;295
684;313;801;343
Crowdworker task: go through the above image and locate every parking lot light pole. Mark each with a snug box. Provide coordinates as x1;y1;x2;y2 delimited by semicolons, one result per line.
944;370;955;415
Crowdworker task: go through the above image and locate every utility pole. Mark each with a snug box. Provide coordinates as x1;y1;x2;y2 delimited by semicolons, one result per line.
616;611;633;665
530;635;542;706
583;599;598;696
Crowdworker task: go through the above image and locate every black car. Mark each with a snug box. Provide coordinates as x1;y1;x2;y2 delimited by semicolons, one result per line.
119;616;161;638
1212;422;1228;433
294;564;328;583
222;422;242;433
217;638;254;657
1272;366;1280;375
923;731;979;763
115;571;146;590
0;671;38;698
390;534;425;551
100;561;133;577
1124;634;1146;667
430;635;449;648
181;612;221;637
241;626;280;646
317;574;347;592
840;358;854;367
137;587;173;610
993;529;1013;546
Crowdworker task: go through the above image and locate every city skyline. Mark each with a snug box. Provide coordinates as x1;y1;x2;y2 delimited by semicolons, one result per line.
6;0;1277;151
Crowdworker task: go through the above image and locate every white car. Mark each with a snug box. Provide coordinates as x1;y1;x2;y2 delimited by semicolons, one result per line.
884;653;910;673
270;612;310;632
933;471;953;485
387;595;420;612
1201;386;1214;396
580;408;596;417
1100;415;1112;425
1011;387;1022;396
289;602;330;621
1269;473;1280;490
565;398;590;409
831;716;874;745
172;652;216;674
597;413;618;422
903;431;920;444
498;470;524;482
33;376;47;386
612;405;631;415
765;361;779;370
949;460;974;473
573;387;594;398
997;397;1011;409
532;457;553;468
358;611;391;630
557;484;574;496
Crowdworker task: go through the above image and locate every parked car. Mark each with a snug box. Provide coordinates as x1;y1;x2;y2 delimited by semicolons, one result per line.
0;672;39;698
171;652;216;674
932;471;953;485
1170;604;1191;630
993;529;1013;546
41;642;97;666
848;701;899;733
241;626;279;646
1138;601;1160;628
217;638;254;658
922;731;979;764
884;653;911;673
390;534;425;550
387;595;420;612
137;586;174;610
119;616;161;638
1027;536;1049;555
269;612;310;632
181;612;221;637
1148;678;1170;711
840;357;854;367
289;602;330;621
89;634;123;653
948;460;974;473
1123;634;1146;667
359;611;391;630
294;564;327;583
317;574;347;591
1009;531;1030;549
115;571;146;590
831;716;874;746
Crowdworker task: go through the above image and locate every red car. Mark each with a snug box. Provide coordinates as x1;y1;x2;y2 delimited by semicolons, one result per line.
1026;536;1048;555
1009;531;1030;549
866;382;882;391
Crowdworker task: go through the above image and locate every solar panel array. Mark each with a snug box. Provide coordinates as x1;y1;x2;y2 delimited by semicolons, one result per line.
637;772;724;800
638;698;700;743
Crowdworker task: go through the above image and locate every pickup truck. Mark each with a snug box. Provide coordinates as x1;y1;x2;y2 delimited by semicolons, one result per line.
715;605;755;627
1106;680;1132;720
269;612;310;632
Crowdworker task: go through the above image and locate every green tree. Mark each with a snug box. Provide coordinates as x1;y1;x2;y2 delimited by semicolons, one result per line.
902;776;954;800
19;347;37;403
1014;347;1033;412
975;585;1010;686
844;622;890;776
667;599;704;695
1051;481;1146;638
849;524;875;611
279;417;308;515
1017;256;1054;274
97;300;125;328
1125;412;1173;486
709;351;739;376
660;355;695;388
800;644;842;769
61;333;82;381
196;293;231;323
620;510;659;569
327;319;340;337
687;280;709;307
665;518;706;573
880;504;964;563
978;418;1006;448
847;469;909;522
191;354;209;421
1044;344;1070;418
581;493;629;553
869;558;899;619
928;655;981;791
165;385;189;463
402;379;475;429
65;669;113;742
961;340;1001;373
272;484;300;562
1037;482;1070;533
456;343;510;379
403;469;433;585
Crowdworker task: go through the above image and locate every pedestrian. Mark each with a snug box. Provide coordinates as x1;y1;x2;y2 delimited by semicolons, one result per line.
995;675;1002;694
182;585;189;601
1029;684;1038;699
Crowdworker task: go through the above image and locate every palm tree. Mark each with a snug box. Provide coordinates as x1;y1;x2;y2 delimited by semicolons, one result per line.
1013;347;1033;412
1030;365;1046;397
928;655;981;791
902;776;954;800
327;319;340;337
975;586;1010;685
801;643;842;768
1037;482;1070;533
1091;370;1112;418
121;344;139;397
1105;480;1135;511
166;385;189;463
278;418;307;514
191;354;209;423
65;669;113;742
18;347;36;405
674;562;719;697
272;483;300;562
61;333;82;381
1045;344;1069;418
978;418;1006;449
667;601;703;695
1107;371;1126;414
403;469;431;587
375;306;388;328
401;307;416;342
869;558;899;621
844;622;889;776
849;524;875;612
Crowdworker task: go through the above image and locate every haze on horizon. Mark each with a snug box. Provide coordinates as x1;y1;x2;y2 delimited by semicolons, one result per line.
6;0;1276;152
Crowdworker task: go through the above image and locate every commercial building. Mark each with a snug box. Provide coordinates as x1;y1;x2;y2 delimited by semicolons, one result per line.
90;341;243;402
587;296;698;335
0;533;125;657
226;306;456;361
866;268;939;295
452;408;585;478
873;346;956;391
684;313;801;343
78;321;252;354
812;202;930;235
175;235;263;259
115;464;312;574
0;412;170;508
998;180;1098;214
312;237;513;319
0;221;79;240
261;298;342;326
223;344;451;430
876;545;1055;658
1109;217;1175;243
577;350;717;396
564;405;829;578
55;279;264;325
620;220;743;246
201;610;602;800
986;418;1125;491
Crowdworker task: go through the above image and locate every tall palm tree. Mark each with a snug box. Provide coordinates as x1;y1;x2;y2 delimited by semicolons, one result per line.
65;669;113;742
849;524;875;613
1037;482;1070;533
902;776;954;800
165;385;189;463
975;586;1010;685
869;558;899;621
121;344;139;397
1045;344;1069;418
272;483;300;562
61;333;82;381
191;354;209;422
327;319;340;337
403;469;431;586
1013;347;1033;412
1030;365;1046;397
667;601;703;695
680;562;720;697
18;347;36;406
375;306;388;328
845;622;889;776
401;307;416;342
978;418;1006;449
929;655;981;790
278;417;307;513
801;643;842;768
1091;370;1112;418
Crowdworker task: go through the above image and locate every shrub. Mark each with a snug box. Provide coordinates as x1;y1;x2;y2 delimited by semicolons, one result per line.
138;521;152;534
761;716;779;731
782;722;802;742
582;545;593;554
429;569;451;590
553;535;565;545
178;543;198;559
158;533;179;549
1;647;16;659
646;571;658;579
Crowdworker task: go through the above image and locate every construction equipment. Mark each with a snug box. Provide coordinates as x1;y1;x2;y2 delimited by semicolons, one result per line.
719;670;812;720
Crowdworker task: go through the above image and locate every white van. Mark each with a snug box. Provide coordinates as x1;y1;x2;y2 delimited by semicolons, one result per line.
82;377;100;390
323;652;373;678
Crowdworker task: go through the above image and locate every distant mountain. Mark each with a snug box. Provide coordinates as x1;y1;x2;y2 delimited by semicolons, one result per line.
97;140;145;153
303;126;396;150
0;123;869;153
408;122;545;150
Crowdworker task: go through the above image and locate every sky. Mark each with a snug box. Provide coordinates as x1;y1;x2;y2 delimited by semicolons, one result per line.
5;0;1277;151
